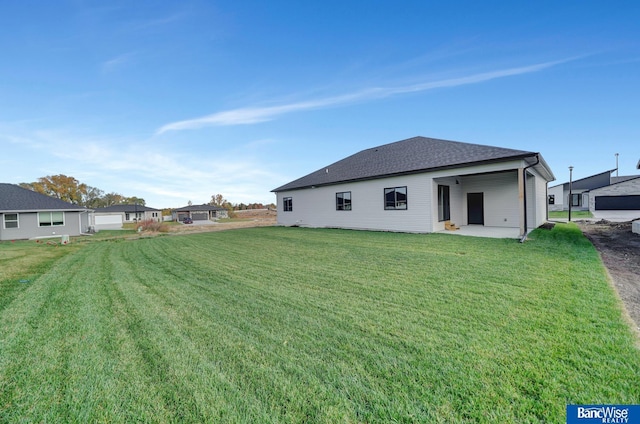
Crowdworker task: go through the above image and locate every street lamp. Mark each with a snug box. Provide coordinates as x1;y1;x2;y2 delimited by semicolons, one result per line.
568;166;573;222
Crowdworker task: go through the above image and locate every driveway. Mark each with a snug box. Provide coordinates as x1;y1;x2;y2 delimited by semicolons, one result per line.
590;210;640;222
188;219;217;226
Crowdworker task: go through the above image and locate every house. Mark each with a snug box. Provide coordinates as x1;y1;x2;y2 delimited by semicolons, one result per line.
172;204;228;222
548;169;640;212
0;183;91;241
271;136;555;237
588;176;640;211
548;169;615;212
91;204;162;231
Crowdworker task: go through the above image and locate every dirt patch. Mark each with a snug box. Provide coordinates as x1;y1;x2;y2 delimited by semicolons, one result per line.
167;209;277;235
576;219;640;335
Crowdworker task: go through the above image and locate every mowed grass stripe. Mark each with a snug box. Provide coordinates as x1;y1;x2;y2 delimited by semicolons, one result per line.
0;225;639;422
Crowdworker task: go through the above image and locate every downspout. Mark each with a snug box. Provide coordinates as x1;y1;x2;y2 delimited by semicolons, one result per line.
79;209;93;235
520;154;540;243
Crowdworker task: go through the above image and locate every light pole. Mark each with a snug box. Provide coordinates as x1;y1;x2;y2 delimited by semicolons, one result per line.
615;153;619;177
568;166;573;222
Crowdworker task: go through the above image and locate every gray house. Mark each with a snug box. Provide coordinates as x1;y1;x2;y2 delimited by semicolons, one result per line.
172;204;228;222
0;183;91;241
548;169;640;212
547;170;615;212
272;136;555;237
91;204;162;231
587;176;640;212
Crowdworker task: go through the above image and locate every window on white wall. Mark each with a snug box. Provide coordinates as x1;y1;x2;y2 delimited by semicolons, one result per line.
336;192;352;211
384;186;407;210
283;197;293;212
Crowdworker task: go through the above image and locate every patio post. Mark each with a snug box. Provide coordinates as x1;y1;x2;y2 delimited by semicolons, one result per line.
568;166;573;222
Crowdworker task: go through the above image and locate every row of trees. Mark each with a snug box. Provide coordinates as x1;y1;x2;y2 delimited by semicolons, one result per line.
208;194;275;211
20;175;145;208
20;175;275;211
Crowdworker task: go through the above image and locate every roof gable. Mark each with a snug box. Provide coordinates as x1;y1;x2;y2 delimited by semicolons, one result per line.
94;204;160;213
273;136;539;192
0;183;87;212
174;204;226;212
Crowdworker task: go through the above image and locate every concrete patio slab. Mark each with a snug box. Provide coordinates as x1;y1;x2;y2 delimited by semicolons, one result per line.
591;210;640;222
438;225;520;239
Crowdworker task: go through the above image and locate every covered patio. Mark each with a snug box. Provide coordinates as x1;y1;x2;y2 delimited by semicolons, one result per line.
438;225;521;239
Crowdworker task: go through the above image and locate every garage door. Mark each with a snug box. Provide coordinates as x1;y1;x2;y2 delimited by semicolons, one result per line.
94;214;123;229
192;212;209;220
595;195;640;210
95;215;123;225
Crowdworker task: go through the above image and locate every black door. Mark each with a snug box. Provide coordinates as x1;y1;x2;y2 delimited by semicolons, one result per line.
468;192;484;225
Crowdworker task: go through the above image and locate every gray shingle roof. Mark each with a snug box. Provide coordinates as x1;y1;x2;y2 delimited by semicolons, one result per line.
174;204;226;212
272;136;539;192
0;183;88;211
94;204;160;213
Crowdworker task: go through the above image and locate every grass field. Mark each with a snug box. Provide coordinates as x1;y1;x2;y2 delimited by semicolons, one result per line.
1;225;639;422
548;210;594;219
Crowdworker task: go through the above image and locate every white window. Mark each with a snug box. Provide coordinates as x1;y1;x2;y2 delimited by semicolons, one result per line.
38;211;64;227
283;197;293;212
3;213;18;229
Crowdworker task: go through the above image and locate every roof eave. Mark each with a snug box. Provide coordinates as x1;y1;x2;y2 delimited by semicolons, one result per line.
0;208;92;213
273;153;543;192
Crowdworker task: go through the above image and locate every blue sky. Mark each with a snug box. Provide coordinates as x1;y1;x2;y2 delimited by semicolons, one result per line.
1;1;638;207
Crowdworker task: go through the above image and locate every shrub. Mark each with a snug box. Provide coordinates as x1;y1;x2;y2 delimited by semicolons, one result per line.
138;219;169;233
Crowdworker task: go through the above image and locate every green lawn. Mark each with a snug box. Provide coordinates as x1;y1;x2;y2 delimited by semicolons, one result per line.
1;225;638;422
548;210;594;219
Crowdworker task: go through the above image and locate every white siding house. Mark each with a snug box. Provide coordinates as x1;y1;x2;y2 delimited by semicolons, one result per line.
272;137;555;238
91;204;162;231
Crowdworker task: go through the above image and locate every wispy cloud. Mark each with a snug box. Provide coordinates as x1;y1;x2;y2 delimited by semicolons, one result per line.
157;58;573;134
127;12;187;32
0;123;282;205
102;52;136;73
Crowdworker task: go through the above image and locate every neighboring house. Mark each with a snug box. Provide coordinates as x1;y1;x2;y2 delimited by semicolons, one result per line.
172;204;228;222
91;204;162;231
271;136;555;237
0;183;91;241
588;176;640;211
548;169;615;212
548;169;640;212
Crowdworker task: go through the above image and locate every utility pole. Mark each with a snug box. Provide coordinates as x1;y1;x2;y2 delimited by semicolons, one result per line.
568;166;573;222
